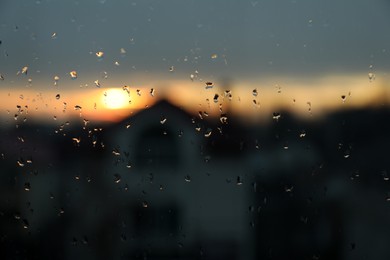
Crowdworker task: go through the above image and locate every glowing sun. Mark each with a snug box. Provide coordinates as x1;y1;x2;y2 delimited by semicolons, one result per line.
103;88;129;109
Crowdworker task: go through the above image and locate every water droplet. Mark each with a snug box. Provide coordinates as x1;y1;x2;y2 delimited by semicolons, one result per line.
382;170;389;181
198;111;203;120
24;182;31;191
70;70;77;79
211;54;218;59
204;128;212;138
252;89;258;96
368;72;375;82
55;94;60;100
72;137;81;144
90;80;101;89
22;219;29;229
213;94;219;103
17;159;24;167
299;130;306;138
160;116;167;124
150;88;155;97
112;148;120;156
272;112;281;121
185;175;191;182
136;89;141;96
142;201;148;208
0;74;4;80
236;176;243;185
114;174;121;183
169;66;174;72
224;90;232;100
341;95;346;103
205;82;214;89
82;236;88;245
54;75;60;85
114;61;120;66
74;105;82;111
219;114;228;124
285;185;294;192
96;51;104;58
21;66;28;75
51;32;57;39
255;140;260;149
101;71;108;79
14;213;21;220
120;48;126;54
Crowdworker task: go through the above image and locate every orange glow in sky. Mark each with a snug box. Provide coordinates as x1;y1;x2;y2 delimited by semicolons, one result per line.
0;73;388;125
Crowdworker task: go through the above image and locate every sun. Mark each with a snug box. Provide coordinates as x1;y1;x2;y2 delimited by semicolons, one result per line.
103;88;129;109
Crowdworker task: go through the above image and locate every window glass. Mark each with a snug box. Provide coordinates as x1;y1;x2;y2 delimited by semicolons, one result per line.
0;0;390;259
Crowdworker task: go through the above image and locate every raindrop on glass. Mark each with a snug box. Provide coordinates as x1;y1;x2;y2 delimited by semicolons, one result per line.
70;70;78;79
272;112;281;121
205;82;214;89
114;174;121;183
96;51;104;58
204;128;212;138
252;88;258;97
21;66;28;75
224;90;232;100
22;219;29;229
219;114;228;124
54;75;60;85
112;148;120;156
24;182;31;191
213;94;219;103
94;80;101;88
236;176;243;185
368;72;375;82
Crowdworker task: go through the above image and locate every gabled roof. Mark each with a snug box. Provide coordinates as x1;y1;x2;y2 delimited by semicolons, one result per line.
105;99;199;134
